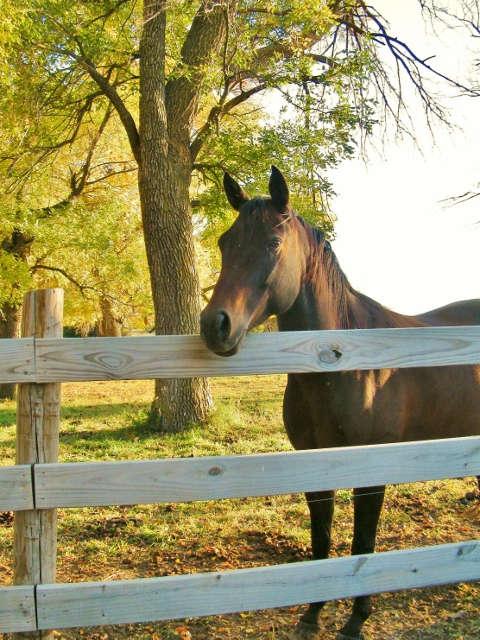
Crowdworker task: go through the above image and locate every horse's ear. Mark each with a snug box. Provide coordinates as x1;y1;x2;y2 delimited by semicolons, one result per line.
269;165;290;212
223;172;250;210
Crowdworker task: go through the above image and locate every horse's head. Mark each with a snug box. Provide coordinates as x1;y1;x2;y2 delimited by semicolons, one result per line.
200;166;305;356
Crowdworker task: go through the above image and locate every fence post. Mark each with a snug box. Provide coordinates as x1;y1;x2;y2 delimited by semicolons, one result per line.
13;289;63;640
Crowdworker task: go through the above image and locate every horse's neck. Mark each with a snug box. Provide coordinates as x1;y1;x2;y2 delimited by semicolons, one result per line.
277;255;420;331
276;278;340;331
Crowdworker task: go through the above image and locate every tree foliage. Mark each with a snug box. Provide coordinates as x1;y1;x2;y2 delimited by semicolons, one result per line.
0;61;148;335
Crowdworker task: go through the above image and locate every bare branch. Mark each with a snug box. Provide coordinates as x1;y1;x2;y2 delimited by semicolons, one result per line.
81;0;132;29
441;184;480;207
31;264;96;296
33;36;140;163
72;104;114;196
85;166;138;187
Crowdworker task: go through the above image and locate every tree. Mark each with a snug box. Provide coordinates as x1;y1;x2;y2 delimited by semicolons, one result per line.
2;0;476;428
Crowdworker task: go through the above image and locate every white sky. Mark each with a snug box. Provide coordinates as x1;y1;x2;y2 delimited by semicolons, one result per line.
330;0;479;315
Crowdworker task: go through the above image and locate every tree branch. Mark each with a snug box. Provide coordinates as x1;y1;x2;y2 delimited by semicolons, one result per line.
35;36;141;162
166;0;234;141
79;58;141;163
31;264;96;296
190;83;267;161
72;104;114;196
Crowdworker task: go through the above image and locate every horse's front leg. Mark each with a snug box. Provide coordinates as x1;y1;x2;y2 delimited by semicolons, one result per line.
336;485;385;640
288;490;335;640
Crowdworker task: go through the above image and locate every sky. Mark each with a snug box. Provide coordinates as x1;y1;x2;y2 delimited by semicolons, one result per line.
329;0;479;315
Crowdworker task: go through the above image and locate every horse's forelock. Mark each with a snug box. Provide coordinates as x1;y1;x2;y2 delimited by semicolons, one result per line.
241;196;293;227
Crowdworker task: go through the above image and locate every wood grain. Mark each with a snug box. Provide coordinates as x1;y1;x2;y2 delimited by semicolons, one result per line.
0;586;36;633
36;540;480;629
0;339;35;383
34;325;480;382
0;466;34;511
14;289;63;640
34;436;480;508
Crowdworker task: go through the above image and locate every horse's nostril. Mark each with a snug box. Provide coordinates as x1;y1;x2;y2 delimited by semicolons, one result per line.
216;311;231;341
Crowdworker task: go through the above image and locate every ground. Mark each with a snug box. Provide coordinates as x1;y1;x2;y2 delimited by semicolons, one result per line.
0;376;479;639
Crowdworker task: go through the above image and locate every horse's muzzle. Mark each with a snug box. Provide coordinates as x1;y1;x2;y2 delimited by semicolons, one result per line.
200;308;245;357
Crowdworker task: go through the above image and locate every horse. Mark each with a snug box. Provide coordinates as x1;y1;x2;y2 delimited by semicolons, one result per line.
199;166;480;640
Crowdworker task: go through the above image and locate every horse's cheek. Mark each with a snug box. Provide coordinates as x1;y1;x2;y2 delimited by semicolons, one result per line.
271;266;301;315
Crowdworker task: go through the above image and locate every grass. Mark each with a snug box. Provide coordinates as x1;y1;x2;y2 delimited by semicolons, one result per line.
0;376;479;640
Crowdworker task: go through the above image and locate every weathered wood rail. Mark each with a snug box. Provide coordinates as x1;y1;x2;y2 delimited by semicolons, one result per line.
2;324;480;383
34;436;480;508
1;289;480;636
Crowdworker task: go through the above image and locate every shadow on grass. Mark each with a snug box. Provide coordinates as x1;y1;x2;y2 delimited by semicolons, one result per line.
62;398;152;419
0;400;151;431
60;414;162;442
0;402;173;455
0;398;217;464
58;406;207;452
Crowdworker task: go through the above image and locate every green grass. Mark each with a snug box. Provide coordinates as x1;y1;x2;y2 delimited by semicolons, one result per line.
0;376;479;640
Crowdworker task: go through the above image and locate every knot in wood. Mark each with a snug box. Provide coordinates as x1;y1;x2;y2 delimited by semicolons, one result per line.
86;351;133;372
318;348;342;365
208;466;223;477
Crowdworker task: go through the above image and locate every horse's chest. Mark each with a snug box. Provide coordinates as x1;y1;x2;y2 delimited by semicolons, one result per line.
283;370;403;450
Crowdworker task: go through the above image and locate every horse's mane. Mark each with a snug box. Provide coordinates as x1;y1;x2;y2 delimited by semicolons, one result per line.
296;215;398;330
296;216;353;329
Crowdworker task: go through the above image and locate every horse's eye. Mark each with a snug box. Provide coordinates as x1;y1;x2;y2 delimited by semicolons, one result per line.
268;238;281;250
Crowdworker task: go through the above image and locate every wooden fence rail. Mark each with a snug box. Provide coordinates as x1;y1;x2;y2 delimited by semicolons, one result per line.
1;325;480;383
0;585;36;633
0;466;33;511
34;436;480;508
36;540;480;631
2;435;480;509
1;289;479;637
2;437;480;634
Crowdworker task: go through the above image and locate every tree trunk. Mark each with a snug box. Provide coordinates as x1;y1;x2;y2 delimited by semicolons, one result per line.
0;302;22;399
139;156;214;431
97;297;122;337
139;0;214;432
0;229;35;400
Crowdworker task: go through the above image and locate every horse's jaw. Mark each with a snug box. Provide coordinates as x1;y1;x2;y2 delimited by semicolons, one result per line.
212;340;244;357
200;326;246;357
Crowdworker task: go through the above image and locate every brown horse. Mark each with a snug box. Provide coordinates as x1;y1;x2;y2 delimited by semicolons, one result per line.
200;166;480;640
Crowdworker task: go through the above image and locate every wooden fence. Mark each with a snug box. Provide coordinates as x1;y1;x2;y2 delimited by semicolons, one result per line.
2;288;480;637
